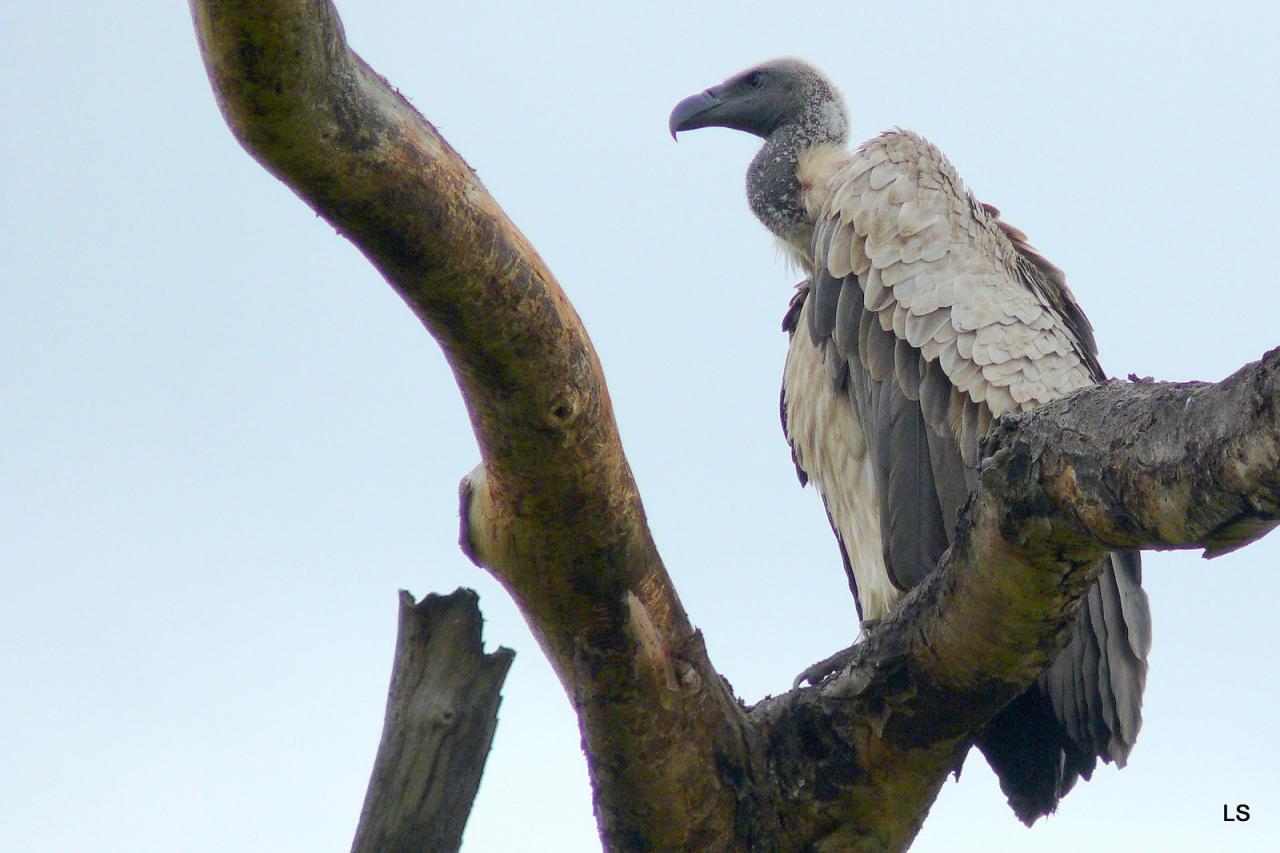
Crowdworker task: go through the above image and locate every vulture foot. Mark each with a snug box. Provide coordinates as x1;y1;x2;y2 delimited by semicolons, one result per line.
792;622;879;689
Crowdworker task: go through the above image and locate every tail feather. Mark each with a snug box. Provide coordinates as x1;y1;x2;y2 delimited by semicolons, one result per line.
978;550;1149;823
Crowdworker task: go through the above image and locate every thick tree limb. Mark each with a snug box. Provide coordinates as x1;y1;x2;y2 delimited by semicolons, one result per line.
189;3;1280;851
352;589;514;853
189;2;759;848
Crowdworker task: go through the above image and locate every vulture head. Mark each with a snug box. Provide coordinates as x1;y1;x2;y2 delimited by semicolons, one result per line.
668;58;848;144
670;58;849;249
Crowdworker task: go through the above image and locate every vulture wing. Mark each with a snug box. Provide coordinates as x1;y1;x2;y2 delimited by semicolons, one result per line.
781;130;1152;822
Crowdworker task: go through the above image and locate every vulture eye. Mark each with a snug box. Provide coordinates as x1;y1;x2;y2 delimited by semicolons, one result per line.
747;71;765;89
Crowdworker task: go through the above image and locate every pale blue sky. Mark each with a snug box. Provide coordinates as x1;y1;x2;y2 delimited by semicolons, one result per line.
4;2;1279;851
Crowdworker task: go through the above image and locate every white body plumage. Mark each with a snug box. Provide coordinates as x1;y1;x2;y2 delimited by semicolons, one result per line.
780;133;1103;620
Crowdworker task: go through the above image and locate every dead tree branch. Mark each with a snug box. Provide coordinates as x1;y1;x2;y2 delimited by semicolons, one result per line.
352;589;514;853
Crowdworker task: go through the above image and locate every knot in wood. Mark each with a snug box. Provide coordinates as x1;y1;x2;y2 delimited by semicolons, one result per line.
431;705;458;729
544;386;581;429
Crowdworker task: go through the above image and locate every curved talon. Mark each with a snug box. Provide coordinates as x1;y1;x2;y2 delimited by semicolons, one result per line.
793;642;861;689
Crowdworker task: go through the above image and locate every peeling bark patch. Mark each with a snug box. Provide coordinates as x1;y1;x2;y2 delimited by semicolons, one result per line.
626;592;678;691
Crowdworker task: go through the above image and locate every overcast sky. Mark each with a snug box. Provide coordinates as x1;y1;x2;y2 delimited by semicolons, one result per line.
4;2;1279;851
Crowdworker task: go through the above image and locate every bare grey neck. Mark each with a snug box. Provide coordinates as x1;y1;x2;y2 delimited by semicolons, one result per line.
746;108;847;249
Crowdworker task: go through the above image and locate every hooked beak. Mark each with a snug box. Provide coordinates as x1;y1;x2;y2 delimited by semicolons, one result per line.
668;87;725;140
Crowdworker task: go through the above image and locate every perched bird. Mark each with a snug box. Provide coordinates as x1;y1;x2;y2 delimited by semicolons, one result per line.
670;59;1151;824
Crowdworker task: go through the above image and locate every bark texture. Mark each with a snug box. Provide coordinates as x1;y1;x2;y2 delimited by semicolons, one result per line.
189;3;1280;850
188;2;756;847
352;589;514;853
